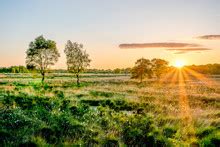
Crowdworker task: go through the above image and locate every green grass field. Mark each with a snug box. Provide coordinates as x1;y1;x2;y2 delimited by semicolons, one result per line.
0;73;220;146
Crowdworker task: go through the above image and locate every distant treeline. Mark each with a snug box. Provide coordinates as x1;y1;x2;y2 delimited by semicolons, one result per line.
0;66;131;74
184;64;220;75
0;64;219;74
0;66;30;73
48;68;132;74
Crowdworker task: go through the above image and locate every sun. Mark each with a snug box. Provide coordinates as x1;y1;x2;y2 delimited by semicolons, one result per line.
174;60;185;68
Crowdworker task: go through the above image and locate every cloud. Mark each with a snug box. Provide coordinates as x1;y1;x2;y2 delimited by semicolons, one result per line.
166;48;212;54
119;42;200;49
174;51;187;54
166;48;211;51
119;42;212;54
197;35;220;40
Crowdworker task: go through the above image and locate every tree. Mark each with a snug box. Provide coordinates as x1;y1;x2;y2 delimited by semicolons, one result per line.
131;58;152;83
113;68;121;74
64;41;91;87
26;35;60;82
151;58;169;79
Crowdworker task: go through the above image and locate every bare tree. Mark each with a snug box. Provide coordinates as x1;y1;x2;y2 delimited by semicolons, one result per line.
26;35;60;83
64;41;91;87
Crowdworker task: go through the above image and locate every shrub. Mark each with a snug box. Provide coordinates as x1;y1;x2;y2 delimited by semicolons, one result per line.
0;108;40;145
60;100;70;111
75;93;86;98
0;130;14;144
70;104;89;116
38;127;57;144
196;127;216;139
81;99;102;106
103;138;119;147
18;141;38;147
163;126;177;138
80;98;137;111
121;115;169;146
85;138;99;146
54;90;65;99
43;83;53;91
199;135;220;147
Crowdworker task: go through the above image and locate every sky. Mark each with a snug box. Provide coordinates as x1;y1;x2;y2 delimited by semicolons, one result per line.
0;0;219;69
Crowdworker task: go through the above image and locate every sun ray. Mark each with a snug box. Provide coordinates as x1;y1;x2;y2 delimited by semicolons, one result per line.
174;59;185;68
177;69;196;143
184;67;217;87
170;69;179;85
178;70;191;120
181;68;192;82
159;68;176;83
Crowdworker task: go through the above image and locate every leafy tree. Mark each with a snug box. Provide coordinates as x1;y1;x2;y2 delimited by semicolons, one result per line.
26;64;37;72
113;68;121;74
151;58;169;79
26;35;60;82
64;41;91;87
131;58;152;83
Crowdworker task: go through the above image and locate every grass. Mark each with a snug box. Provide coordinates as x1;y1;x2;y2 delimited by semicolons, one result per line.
0;73;220;146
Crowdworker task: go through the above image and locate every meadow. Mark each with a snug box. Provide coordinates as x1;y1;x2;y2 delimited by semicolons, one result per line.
0;73;220;146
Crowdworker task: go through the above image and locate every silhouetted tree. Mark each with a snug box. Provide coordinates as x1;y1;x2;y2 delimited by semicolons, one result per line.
151;58;169;79
26;35;60;82
64;41;91;87
131;58;152;83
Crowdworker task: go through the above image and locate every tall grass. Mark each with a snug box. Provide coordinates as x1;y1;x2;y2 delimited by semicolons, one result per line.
0;73;219;146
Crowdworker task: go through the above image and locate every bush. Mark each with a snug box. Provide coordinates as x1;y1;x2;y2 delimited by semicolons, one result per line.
0;108;40;145
196;127;216;139
199;135;220;147
81;99;102;106
54;90;65;99
103;138;119;147
197;127;220;147
121;115;169;146
18;141;38;147
80;99;137;111
70;104;89;116
38;127;57;144
60;100;70;110
163;126;177;138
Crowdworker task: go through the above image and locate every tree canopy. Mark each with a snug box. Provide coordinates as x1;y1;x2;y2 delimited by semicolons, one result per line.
151;58;169;79
131;58;153;83
64;40;91;86
26;35;60;82
131;58;170;82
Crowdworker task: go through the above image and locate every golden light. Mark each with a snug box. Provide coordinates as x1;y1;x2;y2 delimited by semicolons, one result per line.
174;60;185;68
157;61;217;143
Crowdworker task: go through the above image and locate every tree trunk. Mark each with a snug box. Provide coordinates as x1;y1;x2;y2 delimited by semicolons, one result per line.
140;73;143;83
76;73;80;87
41;72;45;83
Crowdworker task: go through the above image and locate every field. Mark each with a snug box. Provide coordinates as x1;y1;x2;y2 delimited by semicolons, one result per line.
0;73;220;146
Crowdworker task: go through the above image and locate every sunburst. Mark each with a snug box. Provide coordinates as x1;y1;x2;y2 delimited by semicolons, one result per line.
174;59;185;68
